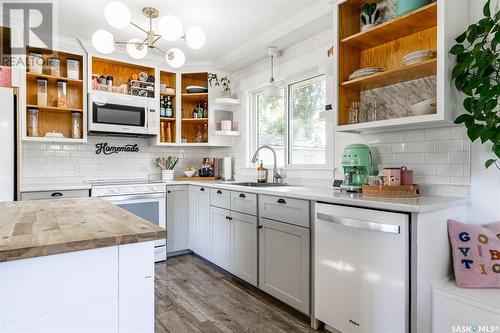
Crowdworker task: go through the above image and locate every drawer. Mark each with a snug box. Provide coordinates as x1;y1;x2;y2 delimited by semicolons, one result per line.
259;195;310;228
230;191;257;215
210;188;231;210
21;189;90;200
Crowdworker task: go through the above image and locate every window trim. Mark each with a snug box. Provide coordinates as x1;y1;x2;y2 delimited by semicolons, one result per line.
249;70;333;170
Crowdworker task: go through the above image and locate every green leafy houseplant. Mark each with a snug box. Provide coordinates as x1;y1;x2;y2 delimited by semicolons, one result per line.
208;73;231;95
450;0;500;170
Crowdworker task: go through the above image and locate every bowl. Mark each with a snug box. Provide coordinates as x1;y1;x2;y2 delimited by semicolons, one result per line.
410;98;437;115
183;169;197;177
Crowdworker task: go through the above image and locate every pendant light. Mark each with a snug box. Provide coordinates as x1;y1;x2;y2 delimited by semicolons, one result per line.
262;46;281;100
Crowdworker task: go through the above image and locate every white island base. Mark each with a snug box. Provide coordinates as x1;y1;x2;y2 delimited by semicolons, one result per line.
0;241;156;333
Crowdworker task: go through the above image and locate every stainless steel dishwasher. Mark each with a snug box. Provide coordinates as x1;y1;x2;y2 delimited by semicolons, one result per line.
315;202;410;333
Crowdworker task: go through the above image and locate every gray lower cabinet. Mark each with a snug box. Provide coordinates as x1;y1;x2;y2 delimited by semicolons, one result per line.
259;217;310;314
231;211;258;285
166;186;189;254
193;186;211;260
210;206;232;270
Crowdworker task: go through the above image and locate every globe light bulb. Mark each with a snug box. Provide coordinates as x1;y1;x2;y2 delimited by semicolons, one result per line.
158;15;183;41
185;26;206;49
104;1;131;29
126;38;147;59
166;48;185;68
92;30;115;54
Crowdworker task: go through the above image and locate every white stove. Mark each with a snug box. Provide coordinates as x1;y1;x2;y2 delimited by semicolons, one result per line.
90;178;167;262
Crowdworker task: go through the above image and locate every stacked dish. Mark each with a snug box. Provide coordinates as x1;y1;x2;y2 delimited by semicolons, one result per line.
402;50;436;65
348;67;384;80
186;85;208;93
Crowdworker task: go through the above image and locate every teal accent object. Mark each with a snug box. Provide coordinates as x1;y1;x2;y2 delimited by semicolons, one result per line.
396;0;431;16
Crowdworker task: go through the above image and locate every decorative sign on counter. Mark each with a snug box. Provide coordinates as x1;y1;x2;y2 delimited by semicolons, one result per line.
95;143;140;155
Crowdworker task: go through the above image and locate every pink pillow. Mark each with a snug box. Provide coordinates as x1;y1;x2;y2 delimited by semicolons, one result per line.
448;219;500;288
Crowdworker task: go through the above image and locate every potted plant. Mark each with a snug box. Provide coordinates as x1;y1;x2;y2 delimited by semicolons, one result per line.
450;0;499;169
208;73;231;97
361;3;380;31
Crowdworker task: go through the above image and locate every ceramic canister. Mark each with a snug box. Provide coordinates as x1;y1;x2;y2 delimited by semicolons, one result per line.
383;168;401;186
396;0;431;16
400;166;414;185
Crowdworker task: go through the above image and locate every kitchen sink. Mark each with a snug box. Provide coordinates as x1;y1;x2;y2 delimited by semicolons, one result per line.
228;182;294;187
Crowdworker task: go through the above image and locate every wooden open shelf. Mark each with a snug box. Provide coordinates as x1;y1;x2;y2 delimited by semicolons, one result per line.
159;71;176;143
341;2;437;50
341;58;436;91
92;57;155;96
26;72;83;84
160;117;176;122
181;73;209;143
160;92;176;97
26;104;83;113
337;1;438;127
25;46;84;140
182;118;208;123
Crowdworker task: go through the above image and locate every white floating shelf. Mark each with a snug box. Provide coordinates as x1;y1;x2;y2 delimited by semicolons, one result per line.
23;136;87;143
215;130;240;137
335;114;450;133
214;97;241;106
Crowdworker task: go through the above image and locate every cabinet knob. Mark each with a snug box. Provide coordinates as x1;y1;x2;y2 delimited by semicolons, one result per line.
51;192;63;197
258;225;263;229
200;188;205;192
167;191;171;194
217;190;222;194
239;193;246;198
277;198;286;204
226;216;233;221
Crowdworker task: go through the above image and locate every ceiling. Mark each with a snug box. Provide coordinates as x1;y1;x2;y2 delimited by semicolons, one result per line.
55;0;332;70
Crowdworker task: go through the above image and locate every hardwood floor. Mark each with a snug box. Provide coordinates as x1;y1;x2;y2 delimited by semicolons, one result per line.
155;254;318;333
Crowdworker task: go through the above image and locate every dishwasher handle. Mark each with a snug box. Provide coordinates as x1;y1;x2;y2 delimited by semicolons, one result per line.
316;212;400;234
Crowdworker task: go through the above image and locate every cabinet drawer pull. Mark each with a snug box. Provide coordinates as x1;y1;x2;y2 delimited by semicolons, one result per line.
217;190;223;194
277;198;286;204
200;188;205;192
239;193;246;198
258;225;263;229
51;192;63;197
226;216;233;221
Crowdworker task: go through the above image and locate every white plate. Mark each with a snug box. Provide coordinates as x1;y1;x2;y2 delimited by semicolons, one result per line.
410;98;437;115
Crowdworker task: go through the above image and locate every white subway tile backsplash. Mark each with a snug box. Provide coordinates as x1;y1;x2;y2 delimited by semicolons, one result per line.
423;176;450;185
401;153;425;164
435;140;463;152
408;164;436;176
449;176;470;185
402;130;425;142
408;141;435;153
425;127;451;141
436;164;463;177
450;126;467;139
424;152;449;164
391;143;406;153
450;152;470;164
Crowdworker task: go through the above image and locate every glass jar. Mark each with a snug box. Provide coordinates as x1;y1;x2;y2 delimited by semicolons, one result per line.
71;111;82;139
66;58;80;79
194;125;203;143
37;78;48;106
348;101;360;124
28;52;43;74
57;80;67;108
49;57;61;76
27;108;39;137
367;101;379;122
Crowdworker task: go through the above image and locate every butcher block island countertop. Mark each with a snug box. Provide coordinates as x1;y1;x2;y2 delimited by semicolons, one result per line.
0;197;166;262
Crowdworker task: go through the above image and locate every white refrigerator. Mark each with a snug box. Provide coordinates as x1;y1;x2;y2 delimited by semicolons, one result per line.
0;87;16;202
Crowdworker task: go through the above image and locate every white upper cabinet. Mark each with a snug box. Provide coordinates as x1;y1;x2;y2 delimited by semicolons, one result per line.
333;0;469;132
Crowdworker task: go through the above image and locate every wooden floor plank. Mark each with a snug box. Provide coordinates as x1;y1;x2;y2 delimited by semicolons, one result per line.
155;254;319;333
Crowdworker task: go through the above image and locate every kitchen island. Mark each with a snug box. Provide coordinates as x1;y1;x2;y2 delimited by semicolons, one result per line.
0;198;166;333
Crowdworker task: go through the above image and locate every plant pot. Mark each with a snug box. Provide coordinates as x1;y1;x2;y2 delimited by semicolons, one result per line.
361;23;375;31
162;170;174;181
396;0;431;16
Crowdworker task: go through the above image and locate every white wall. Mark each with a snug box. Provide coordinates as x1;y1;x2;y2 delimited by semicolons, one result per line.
467;0;500;223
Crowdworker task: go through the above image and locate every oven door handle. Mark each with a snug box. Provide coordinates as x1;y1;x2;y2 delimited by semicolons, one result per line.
100;193;166;202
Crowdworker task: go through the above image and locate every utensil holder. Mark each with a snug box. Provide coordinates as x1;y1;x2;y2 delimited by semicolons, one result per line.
162;170;174;181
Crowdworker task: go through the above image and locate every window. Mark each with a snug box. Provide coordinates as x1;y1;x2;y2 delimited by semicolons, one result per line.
256;88;285;166
288;76;326;165
251;74;328;168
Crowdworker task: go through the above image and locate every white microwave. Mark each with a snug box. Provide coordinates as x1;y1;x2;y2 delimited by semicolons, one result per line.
88;92;158;136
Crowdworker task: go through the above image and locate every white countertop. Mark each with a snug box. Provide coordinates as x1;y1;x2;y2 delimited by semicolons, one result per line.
21;180;467;213
163;180;466;213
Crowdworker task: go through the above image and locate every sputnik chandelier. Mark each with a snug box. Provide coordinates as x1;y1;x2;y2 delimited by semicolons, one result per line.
91;1;206;68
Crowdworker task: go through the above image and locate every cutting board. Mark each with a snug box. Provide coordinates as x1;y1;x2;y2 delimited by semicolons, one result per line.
176;176;220;181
